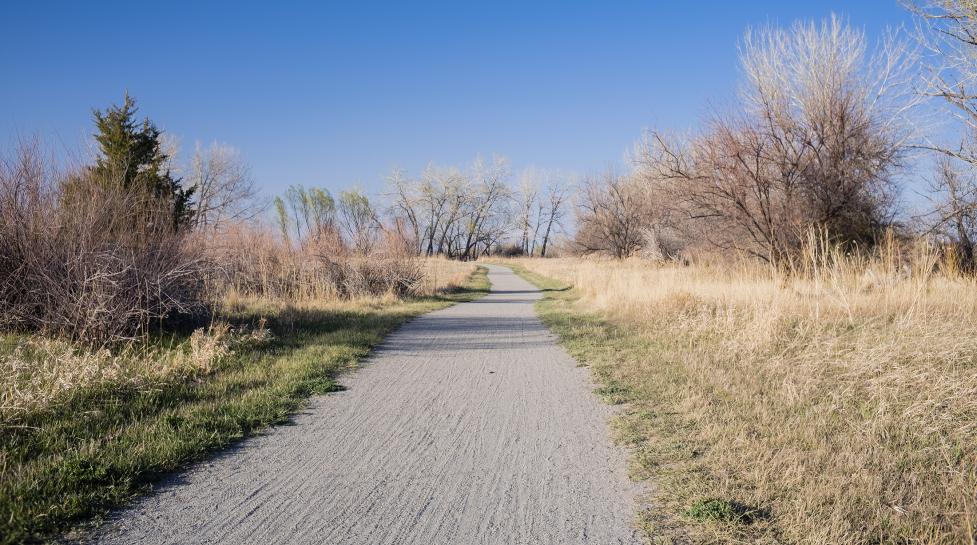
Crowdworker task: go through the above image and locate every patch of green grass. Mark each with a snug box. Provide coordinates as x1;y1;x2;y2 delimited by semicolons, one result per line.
0;267;489;544
443;265;492;300
686;498;746;524
593;383;632;405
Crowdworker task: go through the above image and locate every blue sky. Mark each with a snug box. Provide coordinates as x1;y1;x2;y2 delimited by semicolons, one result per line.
1;1;914;198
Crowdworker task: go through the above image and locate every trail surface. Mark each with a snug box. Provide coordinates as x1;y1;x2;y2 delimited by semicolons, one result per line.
93;265;641;545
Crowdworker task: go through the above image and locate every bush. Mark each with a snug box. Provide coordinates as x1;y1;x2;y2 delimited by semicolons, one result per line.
0;145;210;344
208;222;425;302
495;243;525;257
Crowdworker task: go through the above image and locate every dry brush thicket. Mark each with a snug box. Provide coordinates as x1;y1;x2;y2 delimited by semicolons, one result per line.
0;149;487;347
0;142;478;418
0;146;210;345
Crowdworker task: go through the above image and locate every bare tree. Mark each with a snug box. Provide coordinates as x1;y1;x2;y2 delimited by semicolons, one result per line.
339;189;381;254
186;142;261;230
911;1;977;150
639;15;917;264
461;155;512;260
921;157;977;267
575;171;648;258
910;1;977;268
386;169;423;253
537;176;571;257
415;164;465;257
516;169;540;255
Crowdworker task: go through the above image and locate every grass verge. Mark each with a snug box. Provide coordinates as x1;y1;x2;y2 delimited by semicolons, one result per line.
507;263;775;543
0;266;489;544
506;257;977;544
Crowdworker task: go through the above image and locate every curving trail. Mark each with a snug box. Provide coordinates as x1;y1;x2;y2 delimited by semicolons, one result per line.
92;265;641;545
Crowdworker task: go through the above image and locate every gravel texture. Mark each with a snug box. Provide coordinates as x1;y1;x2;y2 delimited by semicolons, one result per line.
90;265;641;544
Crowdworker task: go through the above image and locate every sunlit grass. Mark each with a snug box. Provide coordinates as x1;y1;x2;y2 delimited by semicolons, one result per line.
502;253;977;545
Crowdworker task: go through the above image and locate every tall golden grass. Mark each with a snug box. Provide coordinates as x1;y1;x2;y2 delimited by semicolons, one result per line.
508;239;977;543
209;224;476;305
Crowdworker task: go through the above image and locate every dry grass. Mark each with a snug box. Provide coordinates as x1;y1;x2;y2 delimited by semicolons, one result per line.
208;224;475;304
503;244;977;544
1;256;473;426
413;256;480;295
0;322;273;426
0;263;487;543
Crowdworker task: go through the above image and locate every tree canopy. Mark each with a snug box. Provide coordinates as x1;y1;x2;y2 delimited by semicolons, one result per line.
91;94;194;227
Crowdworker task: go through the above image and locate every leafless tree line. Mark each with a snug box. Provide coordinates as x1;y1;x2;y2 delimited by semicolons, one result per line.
386;156;571;259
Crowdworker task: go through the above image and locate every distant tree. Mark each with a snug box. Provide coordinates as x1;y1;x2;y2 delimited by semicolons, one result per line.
275;184;339;247
461;155;511;260
186;142;261;230
90;93;194;227
538;177;571;257
386;169;424;253
575;171;648;259
513;168;571;257
419;164;466;257
274;196;290;243
339;189;381;254
384;156;519;259
516;170;540;255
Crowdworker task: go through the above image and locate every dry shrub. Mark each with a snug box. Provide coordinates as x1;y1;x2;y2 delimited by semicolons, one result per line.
636;16;915;266
511;241;977;544
208;222;459;305
0;145;210;344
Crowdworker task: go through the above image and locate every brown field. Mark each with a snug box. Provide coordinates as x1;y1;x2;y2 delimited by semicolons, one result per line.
501;246;977;544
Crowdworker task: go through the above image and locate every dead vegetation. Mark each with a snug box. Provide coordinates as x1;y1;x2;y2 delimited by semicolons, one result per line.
0;144;210;344
509;239;977;544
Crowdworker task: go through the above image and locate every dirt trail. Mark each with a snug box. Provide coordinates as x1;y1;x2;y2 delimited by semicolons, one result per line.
92;265;641;544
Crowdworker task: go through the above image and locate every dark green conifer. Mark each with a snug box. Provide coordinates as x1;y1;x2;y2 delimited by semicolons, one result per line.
91;93;194;227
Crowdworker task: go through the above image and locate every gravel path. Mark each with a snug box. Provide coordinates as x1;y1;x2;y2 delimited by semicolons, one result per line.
91;265;641;545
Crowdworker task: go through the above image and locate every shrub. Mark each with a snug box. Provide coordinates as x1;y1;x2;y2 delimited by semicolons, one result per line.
0;145;210;344
495;243;525;258
208;222;426;302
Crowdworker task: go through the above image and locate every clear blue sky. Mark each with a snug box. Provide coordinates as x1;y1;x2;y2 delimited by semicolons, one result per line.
1;1;913;198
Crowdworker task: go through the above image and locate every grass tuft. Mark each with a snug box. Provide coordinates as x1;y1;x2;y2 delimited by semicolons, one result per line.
686;498;754;524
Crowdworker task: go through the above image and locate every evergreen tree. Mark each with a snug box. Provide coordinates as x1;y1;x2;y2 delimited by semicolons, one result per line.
91;93;194;227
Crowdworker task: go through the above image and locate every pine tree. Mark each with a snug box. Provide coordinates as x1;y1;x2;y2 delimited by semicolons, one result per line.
90;93;194;227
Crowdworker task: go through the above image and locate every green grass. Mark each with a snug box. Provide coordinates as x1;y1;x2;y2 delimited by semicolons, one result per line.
0;267;489;544
686;498;752;524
